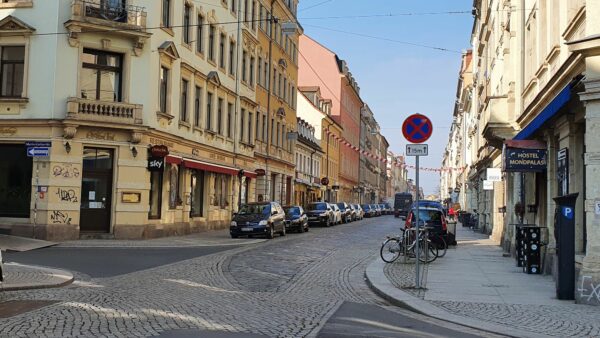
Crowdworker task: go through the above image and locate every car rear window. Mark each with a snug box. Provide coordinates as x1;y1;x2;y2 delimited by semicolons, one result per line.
308;203;327;211
413;210;443;224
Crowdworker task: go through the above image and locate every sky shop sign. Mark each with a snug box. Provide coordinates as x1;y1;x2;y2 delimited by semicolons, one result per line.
503;146;547;172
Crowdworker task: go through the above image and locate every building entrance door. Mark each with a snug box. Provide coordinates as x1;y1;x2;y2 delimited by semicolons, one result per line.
80;148;113;232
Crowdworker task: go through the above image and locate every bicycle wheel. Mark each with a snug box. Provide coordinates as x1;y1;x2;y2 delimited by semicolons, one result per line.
418;239;438;263
380;238;402;263
431;234;447;258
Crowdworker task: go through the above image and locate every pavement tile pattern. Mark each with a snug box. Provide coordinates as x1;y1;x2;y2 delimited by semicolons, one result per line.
0;219;392;338
382;227;600;338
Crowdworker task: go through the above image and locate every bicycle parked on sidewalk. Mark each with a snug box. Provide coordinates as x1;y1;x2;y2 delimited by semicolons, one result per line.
380;227;438;263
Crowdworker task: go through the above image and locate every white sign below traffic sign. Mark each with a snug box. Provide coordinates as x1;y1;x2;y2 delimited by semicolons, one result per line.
406;144;428;156
483;180;494;190
487;168;502;182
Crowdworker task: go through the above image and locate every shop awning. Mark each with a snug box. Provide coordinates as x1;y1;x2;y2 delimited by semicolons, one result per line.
166;155;256;178
514;84;571;140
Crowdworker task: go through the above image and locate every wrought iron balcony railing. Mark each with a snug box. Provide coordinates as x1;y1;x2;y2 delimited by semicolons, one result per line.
72;0;146;27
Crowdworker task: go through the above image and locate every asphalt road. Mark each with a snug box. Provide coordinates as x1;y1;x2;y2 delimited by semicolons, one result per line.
5;246;238;278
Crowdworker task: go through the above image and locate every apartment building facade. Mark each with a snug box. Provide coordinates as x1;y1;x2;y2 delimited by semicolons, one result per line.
0;0;274;240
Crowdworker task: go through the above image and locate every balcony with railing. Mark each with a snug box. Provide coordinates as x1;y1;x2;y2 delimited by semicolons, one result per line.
66;97;142;126
65;0;150;52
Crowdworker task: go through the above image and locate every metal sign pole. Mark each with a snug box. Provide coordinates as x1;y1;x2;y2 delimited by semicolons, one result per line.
415;155;420;288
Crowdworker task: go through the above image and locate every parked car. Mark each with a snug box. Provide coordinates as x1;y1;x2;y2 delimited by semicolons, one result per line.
394;192;413;218
336;202;352;223
405;207;448;235
383;203;392;215
378;204;388;215
283;206;309;233
352;204;364;220
306;202;334;227
230;202;286;239
330;203;342;224
372;204;382;216
361;204;373;217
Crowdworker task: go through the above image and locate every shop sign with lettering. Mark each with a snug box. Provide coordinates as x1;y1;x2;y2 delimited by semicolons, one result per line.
503;148;547;172
148;156;165;171
150;145;169;158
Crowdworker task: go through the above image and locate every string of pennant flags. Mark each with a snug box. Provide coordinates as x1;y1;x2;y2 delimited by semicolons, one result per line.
324;129;465;173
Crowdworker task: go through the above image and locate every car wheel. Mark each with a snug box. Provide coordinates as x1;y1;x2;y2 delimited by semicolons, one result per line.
325;219;330;227
304;223;309;232
267;226;274;239
280;225;286;237
231;234;238;239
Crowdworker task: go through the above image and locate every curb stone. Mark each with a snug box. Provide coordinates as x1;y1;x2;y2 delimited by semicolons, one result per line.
365;258;548;338
1;263;74;292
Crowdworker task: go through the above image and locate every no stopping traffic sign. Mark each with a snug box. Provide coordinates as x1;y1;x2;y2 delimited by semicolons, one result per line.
402;114;433;144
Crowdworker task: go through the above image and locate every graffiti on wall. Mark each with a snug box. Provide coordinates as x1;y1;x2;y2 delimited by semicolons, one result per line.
52;164;80;178
578;276;600;303
56;188;78;203
50;210;72;225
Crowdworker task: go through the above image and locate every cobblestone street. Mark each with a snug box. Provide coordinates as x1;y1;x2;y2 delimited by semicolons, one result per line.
0;217;504;338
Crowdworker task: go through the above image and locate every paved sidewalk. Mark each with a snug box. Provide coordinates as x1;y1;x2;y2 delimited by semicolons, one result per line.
1;263;73;291
59;229;267;248
367;225;600;338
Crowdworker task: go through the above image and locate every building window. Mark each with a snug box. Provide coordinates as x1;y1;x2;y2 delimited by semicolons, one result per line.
194;85;201;126
255;112;260;143
264;61;269;89
218;97;224;134
270;118;275;145
197;14;204;54
0;46;24;98
283;77;287;101
219;33;226;68
149;169;163;219
228;102;234;138
180;79;189;122
190;170;204;217
159;66;169;113
229;40;235;75
214;174;229;208
208;25;216;61
168;164;181;209
161;0;171;27
257;57;262;86
251;0;257;30
206;92;213;131
231;0;236;13
276;121;280;146
240;108;246;142
259;5;265;30
248;111;253;143
0;144;32;218
249;56;255;86
241;51;247;82
244;0;249;22
183;4;191;44
80;49;122;102
262;113;267;141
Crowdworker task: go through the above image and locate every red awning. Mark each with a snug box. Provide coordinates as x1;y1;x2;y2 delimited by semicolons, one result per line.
244;171;257;179
165;155;183;164
183;158;239;176
504;140;546;149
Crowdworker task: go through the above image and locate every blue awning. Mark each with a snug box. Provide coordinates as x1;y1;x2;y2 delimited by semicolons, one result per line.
514;84;572;140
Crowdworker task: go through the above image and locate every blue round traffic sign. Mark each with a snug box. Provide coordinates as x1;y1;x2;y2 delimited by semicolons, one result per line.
402;114;432;143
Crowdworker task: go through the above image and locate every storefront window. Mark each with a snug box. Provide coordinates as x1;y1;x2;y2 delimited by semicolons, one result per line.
191;170;204;217
149;170;163;219
0;144;32;217
214;174;229;209
168;164;181;209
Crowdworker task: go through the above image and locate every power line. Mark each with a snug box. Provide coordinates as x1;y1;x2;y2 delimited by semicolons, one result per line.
304;24;464;54
298;0;334;13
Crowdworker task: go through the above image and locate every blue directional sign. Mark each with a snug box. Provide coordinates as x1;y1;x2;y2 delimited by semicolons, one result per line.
25;141;51;148
27;147;50;157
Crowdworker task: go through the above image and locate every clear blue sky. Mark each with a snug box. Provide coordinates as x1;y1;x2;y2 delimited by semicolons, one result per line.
297;0;473;195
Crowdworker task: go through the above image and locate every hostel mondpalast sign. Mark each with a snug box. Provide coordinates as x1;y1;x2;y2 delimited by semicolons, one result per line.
503;147;547;172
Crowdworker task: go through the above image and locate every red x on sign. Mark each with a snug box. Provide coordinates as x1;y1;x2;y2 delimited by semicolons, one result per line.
402;114;432;143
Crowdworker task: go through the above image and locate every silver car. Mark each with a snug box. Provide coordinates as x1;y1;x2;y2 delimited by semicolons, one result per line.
329;203;342;224
0;249;4;283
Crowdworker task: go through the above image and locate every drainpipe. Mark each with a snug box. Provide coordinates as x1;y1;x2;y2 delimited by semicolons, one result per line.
264;0;276;201
234;0;242;211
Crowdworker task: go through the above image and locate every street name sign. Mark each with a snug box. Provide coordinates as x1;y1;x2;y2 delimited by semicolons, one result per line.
27;147;49;157
402;114;433;144
486;168;502;182
26;141;51;148
406;144;428;156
